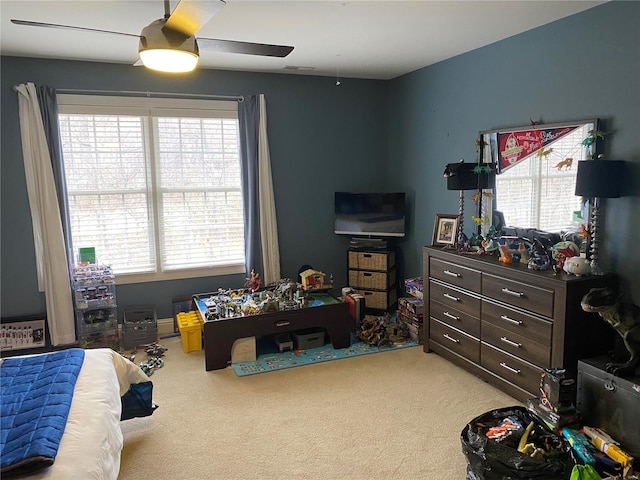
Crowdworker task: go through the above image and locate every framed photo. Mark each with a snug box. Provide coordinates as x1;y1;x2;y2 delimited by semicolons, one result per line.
432;214;460;247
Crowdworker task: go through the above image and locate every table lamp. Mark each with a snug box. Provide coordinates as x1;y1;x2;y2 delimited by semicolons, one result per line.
444;160;495;246
574;159;625;274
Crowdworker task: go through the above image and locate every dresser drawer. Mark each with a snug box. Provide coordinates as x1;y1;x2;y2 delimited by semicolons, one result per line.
482;321;551;368
348;250;395;271
481;342;543;395
430;300;480;338
430;318;480;363
482;300;552;346
482;274;554;318
429;280;480;317
430;258;481;293
349;269;394;290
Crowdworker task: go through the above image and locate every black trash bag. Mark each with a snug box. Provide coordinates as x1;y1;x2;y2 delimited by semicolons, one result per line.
461;406;575;480
121;381;158;420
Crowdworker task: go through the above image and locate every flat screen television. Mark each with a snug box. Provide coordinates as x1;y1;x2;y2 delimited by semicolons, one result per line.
334;192;406;237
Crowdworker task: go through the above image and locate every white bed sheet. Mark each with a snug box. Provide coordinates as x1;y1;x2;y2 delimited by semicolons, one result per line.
23;348;149;480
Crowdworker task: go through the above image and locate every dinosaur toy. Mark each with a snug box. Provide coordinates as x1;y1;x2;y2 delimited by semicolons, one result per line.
582;129;608;147
581;287;640;377
554;157;573;171
498;244;512;263
536;147;554;159
472;165;493;174
471;191;493;205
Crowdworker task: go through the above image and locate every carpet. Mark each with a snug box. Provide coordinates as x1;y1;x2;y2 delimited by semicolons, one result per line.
231;336;419;376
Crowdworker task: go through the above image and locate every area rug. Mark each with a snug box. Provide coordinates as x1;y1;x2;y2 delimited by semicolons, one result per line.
231;337;419;377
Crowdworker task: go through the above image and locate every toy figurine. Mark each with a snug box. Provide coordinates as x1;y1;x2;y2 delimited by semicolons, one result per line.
498;244;512;263
563;256;591;276
581;287;640;377
551;241;579;271
527;239;551;271
554;158;573;171
244;269;262;292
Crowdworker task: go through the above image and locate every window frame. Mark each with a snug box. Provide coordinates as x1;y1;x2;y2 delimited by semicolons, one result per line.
479;119;599;236
57;94;245;284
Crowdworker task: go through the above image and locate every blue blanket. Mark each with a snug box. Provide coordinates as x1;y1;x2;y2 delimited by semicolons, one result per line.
1;349;85;476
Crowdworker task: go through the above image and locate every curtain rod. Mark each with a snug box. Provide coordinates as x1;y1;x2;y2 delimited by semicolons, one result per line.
55;88;243;102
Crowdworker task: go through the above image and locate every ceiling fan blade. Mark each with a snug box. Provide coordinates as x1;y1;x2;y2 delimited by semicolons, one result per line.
198;37;294;58
10;19;140;38
165;0;225;37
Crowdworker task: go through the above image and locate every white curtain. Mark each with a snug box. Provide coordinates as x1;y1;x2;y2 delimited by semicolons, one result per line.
257;94;281;285
14;82;75;346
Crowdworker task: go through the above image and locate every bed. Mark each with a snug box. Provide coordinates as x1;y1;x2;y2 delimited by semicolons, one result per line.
1;348;155;479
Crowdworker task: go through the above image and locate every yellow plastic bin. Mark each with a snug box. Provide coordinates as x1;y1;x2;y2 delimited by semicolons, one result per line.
176;311;203;353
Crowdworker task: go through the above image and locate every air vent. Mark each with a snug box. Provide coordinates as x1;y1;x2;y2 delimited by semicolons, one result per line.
283;65;315;71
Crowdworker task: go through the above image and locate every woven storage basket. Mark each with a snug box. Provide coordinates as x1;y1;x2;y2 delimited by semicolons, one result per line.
356;288;398;310
348;251;395;271
348;270;393;290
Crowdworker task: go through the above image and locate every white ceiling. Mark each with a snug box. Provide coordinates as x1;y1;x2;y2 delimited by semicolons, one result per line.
0;0;606;80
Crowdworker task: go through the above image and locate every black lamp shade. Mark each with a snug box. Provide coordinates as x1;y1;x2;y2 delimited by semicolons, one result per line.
575;160;624;198
445;162;495;191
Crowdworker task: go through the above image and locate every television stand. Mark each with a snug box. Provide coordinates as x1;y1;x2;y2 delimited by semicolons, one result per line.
349;237;388;251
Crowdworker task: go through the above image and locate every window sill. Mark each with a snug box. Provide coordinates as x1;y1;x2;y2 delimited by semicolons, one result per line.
114;264;245;285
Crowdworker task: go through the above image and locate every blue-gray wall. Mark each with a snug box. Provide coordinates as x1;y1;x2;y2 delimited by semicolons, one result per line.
389;0;640;303
2;1;638;322
1;60;388;319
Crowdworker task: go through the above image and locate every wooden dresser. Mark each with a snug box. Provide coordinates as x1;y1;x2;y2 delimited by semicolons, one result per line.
423;246;617;401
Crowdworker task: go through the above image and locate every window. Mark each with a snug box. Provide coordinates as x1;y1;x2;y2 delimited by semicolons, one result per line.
494;125;591;232
57;95;245;283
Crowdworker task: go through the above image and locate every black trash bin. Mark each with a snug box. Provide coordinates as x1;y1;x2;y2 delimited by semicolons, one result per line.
461;406;575;480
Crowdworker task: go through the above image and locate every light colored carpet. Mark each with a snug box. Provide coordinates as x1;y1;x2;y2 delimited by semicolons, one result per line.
119;336;519;480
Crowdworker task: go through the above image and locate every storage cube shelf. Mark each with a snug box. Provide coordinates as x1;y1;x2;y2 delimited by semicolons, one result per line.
348;248;398;312
72;264;119;350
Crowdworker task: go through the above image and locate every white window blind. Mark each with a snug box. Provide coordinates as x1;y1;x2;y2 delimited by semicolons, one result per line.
495;126;590;232
57;95;245;282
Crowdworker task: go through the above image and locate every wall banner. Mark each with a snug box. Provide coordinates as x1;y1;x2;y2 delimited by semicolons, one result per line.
497;126;577;172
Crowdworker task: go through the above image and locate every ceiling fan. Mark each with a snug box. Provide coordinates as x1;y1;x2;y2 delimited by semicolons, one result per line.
11;0;294;73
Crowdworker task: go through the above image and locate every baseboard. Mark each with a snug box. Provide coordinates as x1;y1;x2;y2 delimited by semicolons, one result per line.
157;317;175;337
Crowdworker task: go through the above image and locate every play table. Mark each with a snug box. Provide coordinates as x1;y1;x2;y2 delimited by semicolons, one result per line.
193;291;352;371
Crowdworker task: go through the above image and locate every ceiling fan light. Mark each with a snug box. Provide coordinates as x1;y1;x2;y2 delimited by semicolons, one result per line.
139;48;199;72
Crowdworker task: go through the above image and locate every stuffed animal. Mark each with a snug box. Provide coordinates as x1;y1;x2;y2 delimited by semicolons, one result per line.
581;287;640;377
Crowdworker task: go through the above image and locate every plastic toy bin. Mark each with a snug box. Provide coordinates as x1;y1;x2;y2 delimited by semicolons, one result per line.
122;306;158;350
292;328;326;350
177;311;203;353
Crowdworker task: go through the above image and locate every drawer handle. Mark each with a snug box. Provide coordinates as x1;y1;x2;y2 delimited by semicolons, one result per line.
443;270;461;278
363;272;372;277
501;287;524;298
500;336;522;348
443;333;460;344
443;293;459;302
501;315;523;326
363;254;372;258
499;362;521;375
443;311;460;321
275;321;290;327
